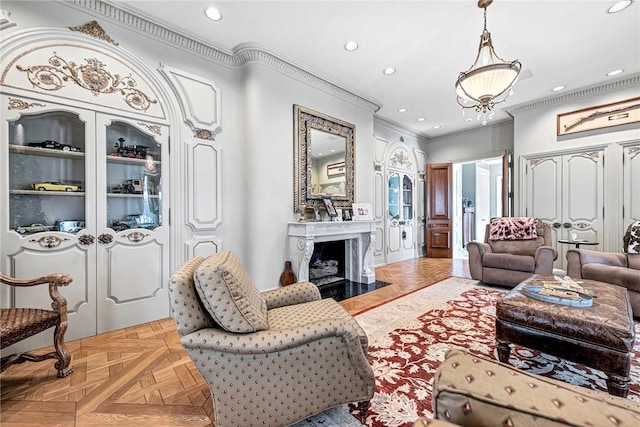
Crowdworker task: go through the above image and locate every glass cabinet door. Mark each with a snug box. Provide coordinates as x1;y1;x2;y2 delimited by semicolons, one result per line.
8;110;87;236
403;175;413;220
388;173;400;219
104;121;161;232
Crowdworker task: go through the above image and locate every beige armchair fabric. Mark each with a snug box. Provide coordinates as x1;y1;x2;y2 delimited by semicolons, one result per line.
169;252;375;427
467;219;557;287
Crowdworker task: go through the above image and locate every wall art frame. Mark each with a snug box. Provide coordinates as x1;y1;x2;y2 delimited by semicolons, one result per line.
557;96;640;136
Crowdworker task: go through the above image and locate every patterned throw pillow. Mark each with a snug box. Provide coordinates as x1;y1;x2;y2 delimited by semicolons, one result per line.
194;251;268;333
623;220;640;254
489;217;538;241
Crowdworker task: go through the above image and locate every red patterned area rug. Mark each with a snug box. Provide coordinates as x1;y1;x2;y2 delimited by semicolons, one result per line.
347;277;640;427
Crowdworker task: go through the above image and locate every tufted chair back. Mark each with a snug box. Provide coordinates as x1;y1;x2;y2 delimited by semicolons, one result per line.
168;256;215;336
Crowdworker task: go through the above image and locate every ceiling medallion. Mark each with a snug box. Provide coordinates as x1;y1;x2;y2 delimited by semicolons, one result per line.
16;53;157;111
455;0;521;125
69;20;119;46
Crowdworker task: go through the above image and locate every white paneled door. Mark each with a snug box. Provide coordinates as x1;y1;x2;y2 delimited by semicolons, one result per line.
524;148;605;270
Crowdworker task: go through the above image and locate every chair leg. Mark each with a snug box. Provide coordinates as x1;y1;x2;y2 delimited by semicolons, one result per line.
357;400;370;424
53;319;73;377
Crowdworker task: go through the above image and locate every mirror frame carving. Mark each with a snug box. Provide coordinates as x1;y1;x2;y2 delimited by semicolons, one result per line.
293;105;355;213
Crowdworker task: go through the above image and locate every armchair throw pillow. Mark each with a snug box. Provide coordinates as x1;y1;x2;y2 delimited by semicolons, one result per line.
194;251;268;333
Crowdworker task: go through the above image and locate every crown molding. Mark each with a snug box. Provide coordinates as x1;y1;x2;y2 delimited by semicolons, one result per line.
506;74;640;115
374;115;430;143
428;118;513;142
56;0;381;112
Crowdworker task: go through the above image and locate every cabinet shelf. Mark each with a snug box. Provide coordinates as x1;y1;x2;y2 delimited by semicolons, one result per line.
10;189;85;196
107;192;160;199
106;155;160;166
9;144;85;159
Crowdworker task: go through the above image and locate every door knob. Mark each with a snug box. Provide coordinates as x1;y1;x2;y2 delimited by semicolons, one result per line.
78;234;95;246
552;222;562;229
563;222;572;229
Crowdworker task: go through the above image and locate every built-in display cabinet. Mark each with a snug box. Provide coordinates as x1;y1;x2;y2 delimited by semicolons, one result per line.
2;97;170;345
0;25;182;353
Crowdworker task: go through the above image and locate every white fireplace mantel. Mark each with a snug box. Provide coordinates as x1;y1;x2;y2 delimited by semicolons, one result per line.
288;221;376;285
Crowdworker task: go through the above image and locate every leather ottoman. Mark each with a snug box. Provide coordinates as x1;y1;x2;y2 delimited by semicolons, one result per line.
495;275;636;397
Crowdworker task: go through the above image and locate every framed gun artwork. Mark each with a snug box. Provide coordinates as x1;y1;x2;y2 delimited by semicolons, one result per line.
557;97;640;136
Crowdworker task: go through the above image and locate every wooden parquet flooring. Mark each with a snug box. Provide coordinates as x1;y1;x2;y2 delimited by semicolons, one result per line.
0;257;469;426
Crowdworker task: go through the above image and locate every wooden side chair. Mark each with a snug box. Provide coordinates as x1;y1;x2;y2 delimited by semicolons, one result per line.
1;273;73;377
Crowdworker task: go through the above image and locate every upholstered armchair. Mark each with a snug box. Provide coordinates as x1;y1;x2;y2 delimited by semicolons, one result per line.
566;221;640;316
1;272;73;378
169;252;375;427
467;218;557;287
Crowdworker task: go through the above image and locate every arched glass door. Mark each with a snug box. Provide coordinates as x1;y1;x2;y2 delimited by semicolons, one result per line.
387;171;414;263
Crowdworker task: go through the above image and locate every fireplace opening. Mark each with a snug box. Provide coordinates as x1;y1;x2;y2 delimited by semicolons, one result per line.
309;241;345;286
308;240;391;301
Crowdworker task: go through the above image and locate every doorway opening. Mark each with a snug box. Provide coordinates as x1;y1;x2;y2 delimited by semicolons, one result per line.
452;156;505;259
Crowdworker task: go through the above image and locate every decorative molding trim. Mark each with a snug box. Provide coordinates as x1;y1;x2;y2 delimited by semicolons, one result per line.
69;20;118;45
374;115;429;141
195;129;215;140
16;51;158;111
7;97;45;110
507;74;640;115
137;121;161;135
428;118;513;142
59;0;381;112
0;9;16;31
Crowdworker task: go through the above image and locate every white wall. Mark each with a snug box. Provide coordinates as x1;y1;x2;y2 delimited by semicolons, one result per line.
509;75;640;215
1;1;381;290
426;120;514;164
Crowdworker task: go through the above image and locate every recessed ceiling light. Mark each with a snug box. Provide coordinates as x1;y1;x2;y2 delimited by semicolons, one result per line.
318;152;323;156
607;0;634;13
204;7;222;21
433;125;441;129
552;85;566;92
417;117;426;122
607;69;624;76
344;41;359;51
398;108;407;113
383;67;396;75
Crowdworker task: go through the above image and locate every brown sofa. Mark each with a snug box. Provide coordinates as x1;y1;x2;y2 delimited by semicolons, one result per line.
467;220;557;287
414;348;640;427
566;249;640;316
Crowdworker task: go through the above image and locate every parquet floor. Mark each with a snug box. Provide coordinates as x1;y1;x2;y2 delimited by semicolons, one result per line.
0;257;469;427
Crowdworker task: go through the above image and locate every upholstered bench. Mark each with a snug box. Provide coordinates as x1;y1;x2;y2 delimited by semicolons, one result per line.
415;348;640;427
495;275;635;397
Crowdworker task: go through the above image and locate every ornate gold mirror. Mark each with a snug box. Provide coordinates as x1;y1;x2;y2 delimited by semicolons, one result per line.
293;105;355;213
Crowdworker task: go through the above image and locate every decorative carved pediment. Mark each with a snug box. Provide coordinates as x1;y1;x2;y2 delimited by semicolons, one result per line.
70;21;119;46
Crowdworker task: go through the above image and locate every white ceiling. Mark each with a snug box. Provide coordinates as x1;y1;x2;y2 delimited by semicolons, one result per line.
115;0;640;137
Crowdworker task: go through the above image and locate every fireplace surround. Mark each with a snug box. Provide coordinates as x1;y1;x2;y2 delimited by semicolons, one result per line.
287;221;376;285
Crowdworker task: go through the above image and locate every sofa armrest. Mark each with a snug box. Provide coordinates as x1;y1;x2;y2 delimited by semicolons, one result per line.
262;281;321;309
181;317;371;378
533;246;557;275
466;241;491;280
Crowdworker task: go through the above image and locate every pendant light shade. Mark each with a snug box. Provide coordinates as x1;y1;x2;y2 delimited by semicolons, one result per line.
456;0;521;124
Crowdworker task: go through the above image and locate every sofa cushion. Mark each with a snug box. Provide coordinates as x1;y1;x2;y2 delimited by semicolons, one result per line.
583;263;640;293
194;251;268;333
482;252;535;272
488;217;538;240
433;348;640;426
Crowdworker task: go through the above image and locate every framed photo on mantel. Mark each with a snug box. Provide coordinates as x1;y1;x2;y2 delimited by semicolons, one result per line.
557;97;640;136
352;203;373;221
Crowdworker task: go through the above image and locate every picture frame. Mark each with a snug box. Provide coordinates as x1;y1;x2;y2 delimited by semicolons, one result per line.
326;161;346;177
322;196;338;218
352;203;373;221
342;208;352;221
557;97;640;136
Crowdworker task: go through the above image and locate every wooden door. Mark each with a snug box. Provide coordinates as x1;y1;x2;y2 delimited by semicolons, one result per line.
426;163;452;258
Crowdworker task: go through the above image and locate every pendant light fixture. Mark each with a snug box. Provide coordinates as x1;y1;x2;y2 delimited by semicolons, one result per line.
456;0;521;125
